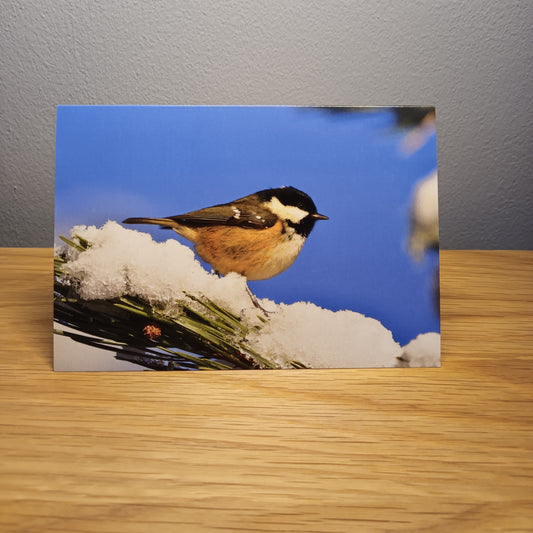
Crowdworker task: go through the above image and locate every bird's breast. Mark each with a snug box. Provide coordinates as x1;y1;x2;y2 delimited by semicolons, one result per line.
194;220;306;280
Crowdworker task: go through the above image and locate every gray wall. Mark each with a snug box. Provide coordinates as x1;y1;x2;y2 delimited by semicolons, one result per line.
1;1;531;248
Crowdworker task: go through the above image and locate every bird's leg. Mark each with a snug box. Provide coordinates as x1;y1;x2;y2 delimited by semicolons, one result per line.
214;271;272;317
245;285;273;317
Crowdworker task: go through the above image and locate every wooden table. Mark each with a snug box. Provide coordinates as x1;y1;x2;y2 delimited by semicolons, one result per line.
1;249;532;532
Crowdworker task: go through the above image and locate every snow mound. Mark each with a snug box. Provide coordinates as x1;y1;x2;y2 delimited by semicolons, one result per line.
397;332;441;367
62;221;254;316
248;302;402;368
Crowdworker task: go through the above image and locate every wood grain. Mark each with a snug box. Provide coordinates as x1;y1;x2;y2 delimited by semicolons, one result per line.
1;249;532;532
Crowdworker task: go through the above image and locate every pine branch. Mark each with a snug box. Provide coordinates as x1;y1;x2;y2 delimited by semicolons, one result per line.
53;234;285;371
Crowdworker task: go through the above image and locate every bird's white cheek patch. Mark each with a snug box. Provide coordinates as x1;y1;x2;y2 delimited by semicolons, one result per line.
266;197;309;223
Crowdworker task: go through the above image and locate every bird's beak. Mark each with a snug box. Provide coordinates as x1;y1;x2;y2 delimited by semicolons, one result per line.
312;213;329;220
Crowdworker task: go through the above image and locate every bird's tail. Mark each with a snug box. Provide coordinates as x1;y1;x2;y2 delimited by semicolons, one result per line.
122;217;175;229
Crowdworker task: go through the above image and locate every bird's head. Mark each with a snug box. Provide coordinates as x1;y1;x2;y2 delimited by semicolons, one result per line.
258;186;328;237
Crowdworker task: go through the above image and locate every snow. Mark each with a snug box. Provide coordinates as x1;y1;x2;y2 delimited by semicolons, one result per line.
247;302;402;368
57;221;440;369
62;221;253;314
397;332;441;368
409;171;439;260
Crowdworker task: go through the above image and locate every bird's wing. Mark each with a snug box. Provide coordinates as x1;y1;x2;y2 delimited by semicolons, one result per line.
167;200;278;230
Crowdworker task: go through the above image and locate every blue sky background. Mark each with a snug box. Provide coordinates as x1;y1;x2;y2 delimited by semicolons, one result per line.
55;106;439;346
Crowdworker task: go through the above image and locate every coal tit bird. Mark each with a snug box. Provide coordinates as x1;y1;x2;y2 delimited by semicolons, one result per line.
123;186;328;281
